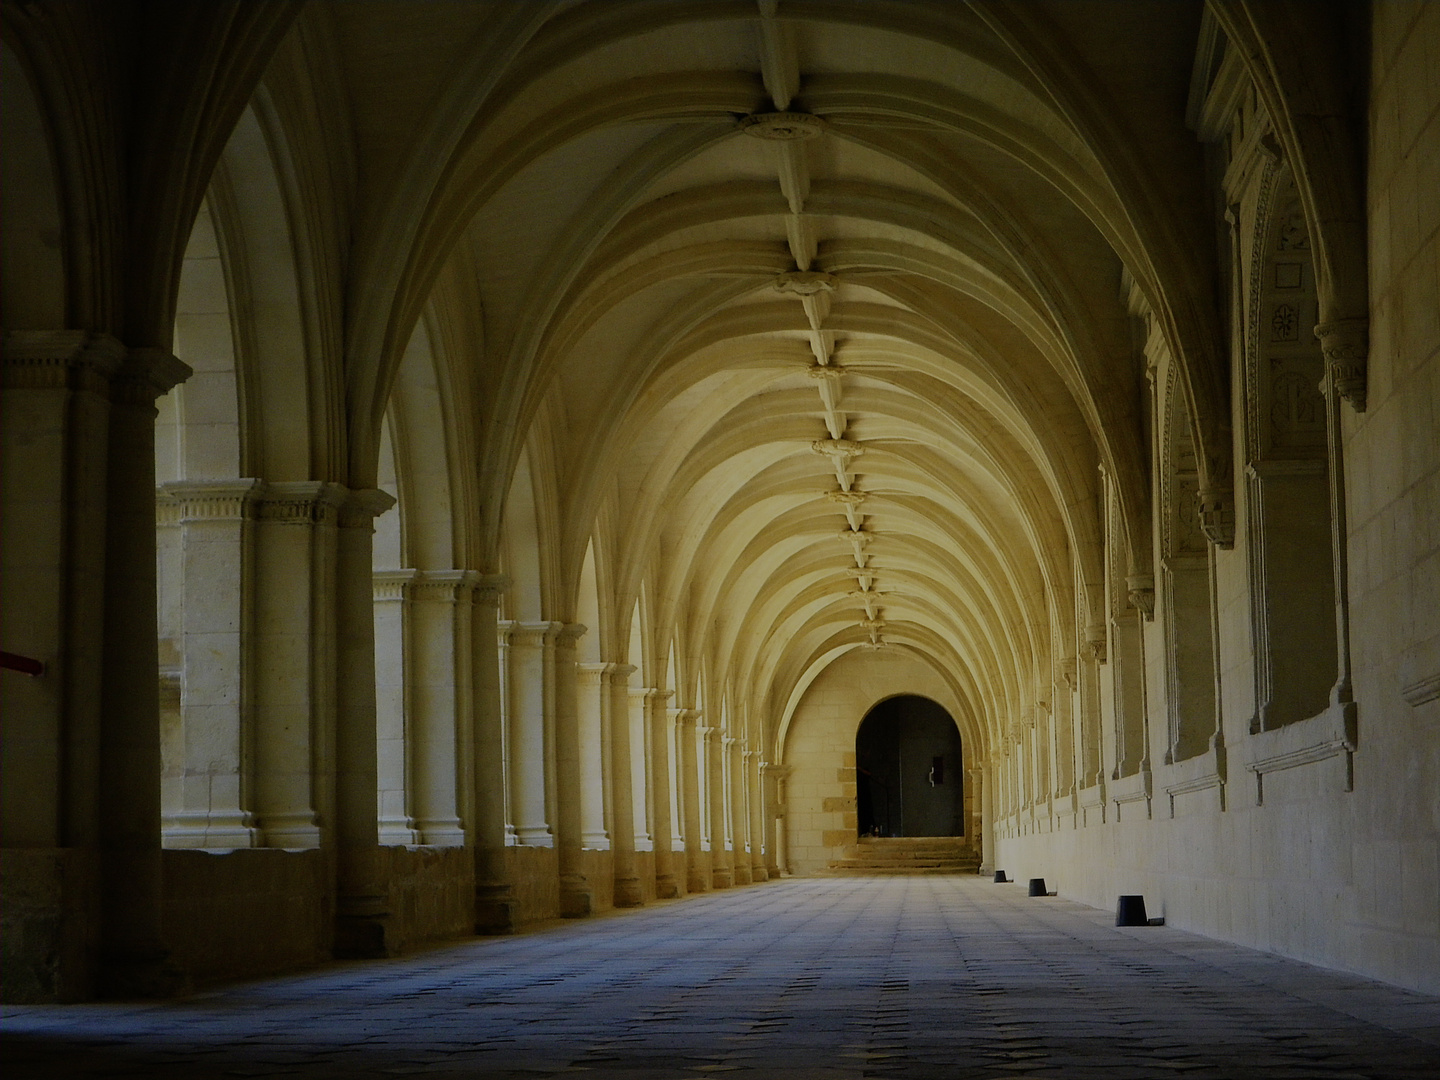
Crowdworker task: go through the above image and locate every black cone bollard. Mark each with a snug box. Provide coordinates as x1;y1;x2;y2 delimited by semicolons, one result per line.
993;870;1008;883
1115;894;1148;926
1028;878;1047;897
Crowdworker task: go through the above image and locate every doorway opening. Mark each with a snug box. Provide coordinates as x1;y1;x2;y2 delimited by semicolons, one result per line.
855;695;964;837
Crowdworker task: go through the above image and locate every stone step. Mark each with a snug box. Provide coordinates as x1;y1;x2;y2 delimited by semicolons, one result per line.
826;836;982;876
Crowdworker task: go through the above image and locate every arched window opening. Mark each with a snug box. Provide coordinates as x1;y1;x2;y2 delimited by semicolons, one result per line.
1244;172;1337;731
856;695;964;838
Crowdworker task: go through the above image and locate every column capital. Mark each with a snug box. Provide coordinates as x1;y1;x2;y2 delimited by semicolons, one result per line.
2;329;124;393
338;487;396;529
372;568;418;602
1315;316;1368;413
496;618;518;645
761;762;792;777
510;620;563;647
111;346;191;405
411;568;480;603
578;661;615;686
555;622;587;649
473;573;510;607
667;706;698;724
253;481;350;525
608;663;637;684
156;477;263;525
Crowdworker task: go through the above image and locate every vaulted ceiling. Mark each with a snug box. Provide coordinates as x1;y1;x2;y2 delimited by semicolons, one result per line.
311;0;1217;754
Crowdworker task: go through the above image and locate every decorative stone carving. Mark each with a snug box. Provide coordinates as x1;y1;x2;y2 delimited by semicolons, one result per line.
811;437;864;459
807;362;843;382
827;490;865;506
473;573;511;608
1315;317;1368;413
1197;485;1235;548
836;528;871;547
1057;656;1078;692
1126;573;1155;619
775;270;835;294
1084;624;1108;664
740;111;827;140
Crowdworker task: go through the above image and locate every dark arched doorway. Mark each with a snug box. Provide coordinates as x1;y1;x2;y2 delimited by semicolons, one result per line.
856;695;963;837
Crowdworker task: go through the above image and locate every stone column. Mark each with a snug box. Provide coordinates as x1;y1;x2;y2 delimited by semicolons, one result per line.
156;480;263;850
495;620;517;844
577;663;614;852
332;488;397;957
728;739;751;885
975;764;993;875
665;705;688;878
507;623;558;847
471;575;514;933
373;569;419;845
97;348;192;995
608;664;642;906
647;689;678;898
745;749;767;882
1;332;123;1000
677;711;708;893
708;728;732;888
627;687;655;856
250;481;348;848
760;762;789;878
553;623;590;917
408;570;477;846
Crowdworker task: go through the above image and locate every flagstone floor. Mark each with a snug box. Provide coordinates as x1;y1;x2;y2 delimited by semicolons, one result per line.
5;876;1439;1079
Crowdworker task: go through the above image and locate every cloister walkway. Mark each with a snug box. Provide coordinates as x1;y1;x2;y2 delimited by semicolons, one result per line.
6;877;1439;1079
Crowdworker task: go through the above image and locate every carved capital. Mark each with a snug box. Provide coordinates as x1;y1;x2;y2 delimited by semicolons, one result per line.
1126;573;1155;619
412;569;480;603
1197;485;1235;549
253;481;348;526
1084;624;1108;664
1057;656;1078;692
338;487;396;529
1315;318;1368;412
372;568;417;602
158;478;262;523
608;663;638;684
112;347;191;406
473;573;510;607
578;661;614;687
740;111;827;140
555;623;587;649
1;330;124;393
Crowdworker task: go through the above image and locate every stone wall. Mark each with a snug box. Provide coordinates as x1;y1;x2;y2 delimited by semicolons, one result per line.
782;649;973;875
995;3;1440;995
162;849;328;987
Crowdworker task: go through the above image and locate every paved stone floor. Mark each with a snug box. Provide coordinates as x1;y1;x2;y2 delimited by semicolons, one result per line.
5;877;1439;1079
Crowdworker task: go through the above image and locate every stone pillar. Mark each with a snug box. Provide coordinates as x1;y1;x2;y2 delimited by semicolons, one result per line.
373;569;419;845
728;739;751;885
761;762;789;878
707;728;732;888
407;570;477;846
156;479;263;850
975;764;993;875
648;690;678;898
745;749;767;882
507;623;558;847
577;663;613;852
332;488;397;957
553;623;590;917
608;665;642;906
2;332;123;1001
627;687;655;855
665;705;688;877
495;620;517;844
251;481;348;848
678;711;708;893
471;575;514;933
97;348;192;995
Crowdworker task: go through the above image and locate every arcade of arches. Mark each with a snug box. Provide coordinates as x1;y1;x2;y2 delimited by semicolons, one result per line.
1;1;1436;1004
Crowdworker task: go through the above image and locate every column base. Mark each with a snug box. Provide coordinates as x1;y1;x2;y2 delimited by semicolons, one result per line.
474;884;517;934
733;864;752;886
654;873;680;899
334;892;397;958
712;866;733;889
559;875;593;918
751;865;769;883
614;876;644;907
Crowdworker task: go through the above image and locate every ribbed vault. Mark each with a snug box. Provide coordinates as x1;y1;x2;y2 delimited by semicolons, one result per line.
360;0;1220;771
